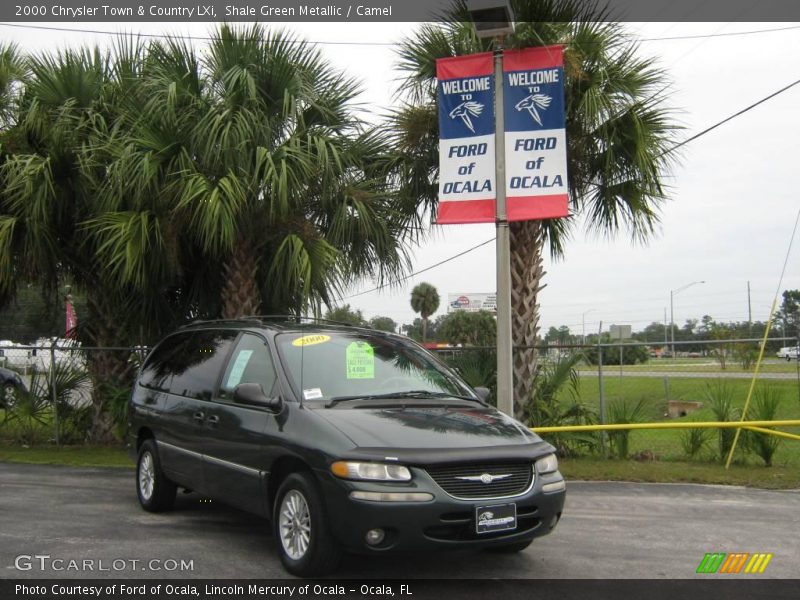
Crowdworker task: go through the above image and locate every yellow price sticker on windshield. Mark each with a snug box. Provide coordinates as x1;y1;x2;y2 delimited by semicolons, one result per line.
292;334;331;347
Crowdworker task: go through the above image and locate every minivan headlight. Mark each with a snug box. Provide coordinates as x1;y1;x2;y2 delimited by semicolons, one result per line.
330;461;412;481
536;453;559;474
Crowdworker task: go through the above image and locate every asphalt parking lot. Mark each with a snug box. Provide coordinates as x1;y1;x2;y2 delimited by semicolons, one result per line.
1;463;797;579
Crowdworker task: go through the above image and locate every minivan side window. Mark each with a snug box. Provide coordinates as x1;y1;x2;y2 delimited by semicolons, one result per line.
219;333;278;401
139;330;237;400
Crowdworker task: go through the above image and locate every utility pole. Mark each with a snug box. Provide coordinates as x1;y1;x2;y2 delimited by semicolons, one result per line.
670;280;705;358
597;321;606;456
581;308;595;346
747;281;753;334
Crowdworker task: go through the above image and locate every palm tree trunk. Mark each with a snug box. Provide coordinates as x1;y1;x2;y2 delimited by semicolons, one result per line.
422;316;428;342
85;292;134;442
510;220;547;421
221;238;261;319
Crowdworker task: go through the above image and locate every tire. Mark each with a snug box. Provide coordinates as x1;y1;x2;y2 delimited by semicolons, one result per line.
486;539;534;554
273;472;340;577
2;383;18;409
136;439;177;512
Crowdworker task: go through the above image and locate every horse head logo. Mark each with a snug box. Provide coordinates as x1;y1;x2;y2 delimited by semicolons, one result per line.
449;101;484;133
515;93;552;127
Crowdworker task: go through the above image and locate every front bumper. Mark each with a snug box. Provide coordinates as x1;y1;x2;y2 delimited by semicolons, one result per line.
318;465;566;553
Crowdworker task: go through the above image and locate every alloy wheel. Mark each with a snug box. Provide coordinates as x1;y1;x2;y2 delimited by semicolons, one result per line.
138;451;155;501
279;490;311;560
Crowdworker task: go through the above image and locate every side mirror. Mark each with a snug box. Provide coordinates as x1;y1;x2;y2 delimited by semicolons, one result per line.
233;383;283;412
474;387;491;403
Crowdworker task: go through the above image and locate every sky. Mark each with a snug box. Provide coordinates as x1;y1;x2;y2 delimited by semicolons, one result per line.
2;20;799;336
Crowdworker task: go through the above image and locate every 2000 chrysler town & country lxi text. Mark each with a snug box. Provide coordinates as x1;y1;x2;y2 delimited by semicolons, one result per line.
128;318;565;576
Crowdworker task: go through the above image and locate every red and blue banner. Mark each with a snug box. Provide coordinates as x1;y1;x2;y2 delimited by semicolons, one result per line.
435;53;496;224
503;46;569;221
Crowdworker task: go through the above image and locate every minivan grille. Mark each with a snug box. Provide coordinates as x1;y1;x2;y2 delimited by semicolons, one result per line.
425;462;533;499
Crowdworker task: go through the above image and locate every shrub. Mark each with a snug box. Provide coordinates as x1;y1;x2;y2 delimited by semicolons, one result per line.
680;426;710;459
735;344;758;370
526;353;600;457
583;344;649;366
742;385;783;467
704;380;741;462
607;398;648;459
444;349;497;406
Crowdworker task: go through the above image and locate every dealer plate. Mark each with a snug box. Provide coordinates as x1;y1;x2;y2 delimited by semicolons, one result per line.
475;503;517;534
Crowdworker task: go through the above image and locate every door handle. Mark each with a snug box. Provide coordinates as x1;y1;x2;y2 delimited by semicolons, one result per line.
193;411;205;422
206;415;220;425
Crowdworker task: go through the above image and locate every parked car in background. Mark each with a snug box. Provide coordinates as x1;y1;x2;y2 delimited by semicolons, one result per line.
0;366;26;408
0;340;33;371
777;346;799;360
128;318;566;577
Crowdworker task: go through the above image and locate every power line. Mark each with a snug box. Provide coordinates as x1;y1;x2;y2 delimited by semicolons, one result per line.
0;22;396;45
639;24;800;42
344;238;495;299
346;78;800;301
2;21;800;47
664;76;800;156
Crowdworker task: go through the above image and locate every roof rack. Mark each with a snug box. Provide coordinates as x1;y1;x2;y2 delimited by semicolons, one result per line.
177;315;381;331
248;315;362;328
177;317;263;330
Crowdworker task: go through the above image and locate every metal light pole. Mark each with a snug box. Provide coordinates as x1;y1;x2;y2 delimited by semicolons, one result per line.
494;48;514;418
670;280;705;357
581;309;595;345
465;0;516;417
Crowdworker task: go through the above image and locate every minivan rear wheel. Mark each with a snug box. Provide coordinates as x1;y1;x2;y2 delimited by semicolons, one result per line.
136;439;177;512
273;472;340;576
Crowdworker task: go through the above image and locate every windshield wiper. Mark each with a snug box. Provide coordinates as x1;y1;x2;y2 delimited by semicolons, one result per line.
326;390;484;408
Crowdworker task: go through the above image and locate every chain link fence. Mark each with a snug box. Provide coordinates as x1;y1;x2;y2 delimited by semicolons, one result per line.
0;341;147;446
2;336;799;461
436;337;800;463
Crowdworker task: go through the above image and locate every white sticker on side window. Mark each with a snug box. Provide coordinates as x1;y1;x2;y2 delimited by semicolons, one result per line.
303;388;323;400
225;350;253;389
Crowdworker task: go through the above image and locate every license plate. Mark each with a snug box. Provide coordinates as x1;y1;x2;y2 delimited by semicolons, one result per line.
475;503;517;534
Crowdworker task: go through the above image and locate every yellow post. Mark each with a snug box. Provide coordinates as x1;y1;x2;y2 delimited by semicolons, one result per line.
724;297;779;469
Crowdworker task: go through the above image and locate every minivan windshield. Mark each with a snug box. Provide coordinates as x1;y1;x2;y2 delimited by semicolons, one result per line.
275;331;476;403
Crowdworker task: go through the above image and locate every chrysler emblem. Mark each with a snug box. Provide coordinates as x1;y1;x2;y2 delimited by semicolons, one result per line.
455;473;513;484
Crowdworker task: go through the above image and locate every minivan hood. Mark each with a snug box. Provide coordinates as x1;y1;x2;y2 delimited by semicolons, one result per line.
313;403;542;451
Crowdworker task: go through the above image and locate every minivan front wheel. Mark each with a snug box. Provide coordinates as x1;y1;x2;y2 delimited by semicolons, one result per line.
274;472;340;576
136;439;176;512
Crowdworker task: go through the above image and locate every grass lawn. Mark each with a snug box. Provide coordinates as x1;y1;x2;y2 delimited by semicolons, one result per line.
2;376;799;489
577;357;800;374
0;443;132;467
559;457;800;490
543;375;800;472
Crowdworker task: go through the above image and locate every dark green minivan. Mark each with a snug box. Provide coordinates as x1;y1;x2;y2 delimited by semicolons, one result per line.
128;318;565;576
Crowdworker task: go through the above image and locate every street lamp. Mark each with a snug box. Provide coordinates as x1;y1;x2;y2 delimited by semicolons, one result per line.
465;0;515;416
581;309;595;345
670;280;705;357
466;0;515;38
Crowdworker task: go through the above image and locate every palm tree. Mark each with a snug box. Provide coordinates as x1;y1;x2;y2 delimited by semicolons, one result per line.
0;42;160;440
0;43;28;306
0;27;415;440
391;0;680;417
410;282;440;341
94;25;410;319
